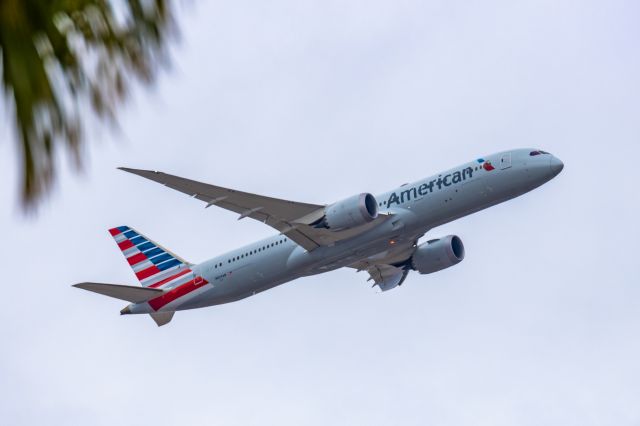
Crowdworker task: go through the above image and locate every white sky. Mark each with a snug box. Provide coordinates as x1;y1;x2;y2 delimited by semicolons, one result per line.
1;1;639;425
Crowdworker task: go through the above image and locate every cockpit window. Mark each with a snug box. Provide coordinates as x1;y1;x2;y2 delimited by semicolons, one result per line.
530;150;550;156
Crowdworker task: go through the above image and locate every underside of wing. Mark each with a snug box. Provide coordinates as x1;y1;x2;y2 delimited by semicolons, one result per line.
119;168;392;251
349;236;420;271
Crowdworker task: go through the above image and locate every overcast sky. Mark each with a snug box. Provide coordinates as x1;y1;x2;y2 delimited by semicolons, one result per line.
1;1;639;425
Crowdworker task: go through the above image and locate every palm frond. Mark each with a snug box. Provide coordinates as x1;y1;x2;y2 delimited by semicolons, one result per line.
0;0;175;211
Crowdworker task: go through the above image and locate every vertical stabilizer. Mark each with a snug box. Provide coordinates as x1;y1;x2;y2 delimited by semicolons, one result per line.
108;226;192;287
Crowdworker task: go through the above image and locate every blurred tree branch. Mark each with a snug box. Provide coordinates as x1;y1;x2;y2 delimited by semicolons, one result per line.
0;0;175;211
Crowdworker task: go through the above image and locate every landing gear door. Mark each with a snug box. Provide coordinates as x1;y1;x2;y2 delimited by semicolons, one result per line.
500;152;512;170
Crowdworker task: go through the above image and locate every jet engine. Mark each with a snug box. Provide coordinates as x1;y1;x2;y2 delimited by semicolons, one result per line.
411;235;465;274
317;193;379;230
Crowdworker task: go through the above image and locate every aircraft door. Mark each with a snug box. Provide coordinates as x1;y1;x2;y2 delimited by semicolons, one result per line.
500;152;512;170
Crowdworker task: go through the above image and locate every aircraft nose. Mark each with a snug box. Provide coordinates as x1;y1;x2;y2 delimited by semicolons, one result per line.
549;156;564;177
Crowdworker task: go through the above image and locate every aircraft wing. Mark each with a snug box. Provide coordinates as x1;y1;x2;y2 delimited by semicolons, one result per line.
119;168;391;251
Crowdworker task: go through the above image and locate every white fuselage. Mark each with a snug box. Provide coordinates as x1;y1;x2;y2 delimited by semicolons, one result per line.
130;148;563;313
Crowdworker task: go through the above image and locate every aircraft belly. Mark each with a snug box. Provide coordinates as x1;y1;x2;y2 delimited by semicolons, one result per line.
300;223;419;274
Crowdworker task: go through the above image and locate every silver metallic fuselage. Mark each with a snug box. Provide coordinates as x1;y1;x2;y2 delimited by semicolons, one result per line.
130;148;563;313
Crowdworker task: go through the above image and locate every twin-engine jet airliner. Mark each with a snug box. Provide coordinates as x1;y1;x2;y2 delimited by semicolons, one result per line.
74;149;563;326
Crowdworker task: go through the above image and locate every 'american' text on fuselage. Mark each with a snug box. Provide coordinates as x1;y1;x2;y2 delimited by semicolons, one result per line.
386;166;475;207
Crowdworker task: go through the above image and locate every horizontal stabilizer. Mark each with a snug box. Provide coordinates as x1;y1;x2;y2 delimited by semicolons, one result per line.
150;312;174;326
73;282;164;303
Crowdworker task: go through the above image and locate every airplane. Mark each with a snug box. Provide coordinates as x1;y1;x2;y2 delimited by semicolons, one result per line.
74;148;564;326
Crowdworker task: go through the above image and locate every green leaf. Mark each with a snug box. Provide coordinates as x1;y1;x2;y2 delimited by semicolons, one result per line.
0;0;176;211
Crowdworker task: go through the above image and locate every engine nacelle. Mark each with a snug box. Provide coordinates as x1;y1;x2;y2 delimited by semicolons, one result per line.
411;235;465;274
321;193;378;230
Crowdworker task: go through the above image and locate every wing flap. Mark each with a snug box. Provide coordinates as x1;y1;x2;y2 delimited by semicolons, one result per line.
364;265;409;292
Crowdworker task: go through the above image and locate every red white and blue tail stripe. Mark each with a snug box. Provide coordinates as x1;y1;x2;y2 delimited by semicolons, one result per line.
108;226;211;313
108;226;192;288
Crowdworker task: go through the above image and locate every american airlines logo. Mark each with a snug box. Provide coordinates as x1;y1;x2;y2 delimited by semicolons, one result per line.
386;162;492;207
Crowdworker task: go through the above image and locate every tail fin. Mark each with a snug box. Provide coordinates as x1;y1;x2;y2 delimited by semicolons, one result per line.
108;226;192;287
